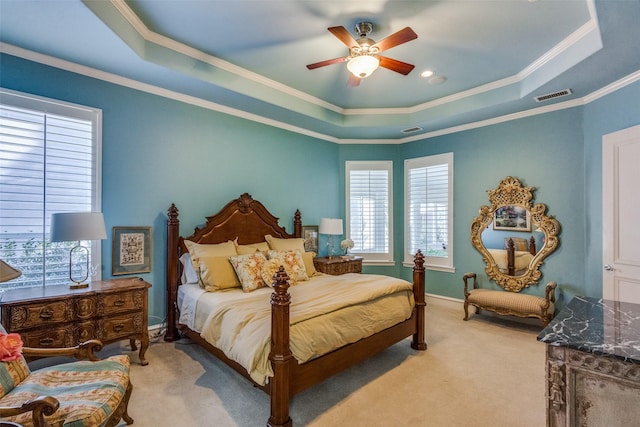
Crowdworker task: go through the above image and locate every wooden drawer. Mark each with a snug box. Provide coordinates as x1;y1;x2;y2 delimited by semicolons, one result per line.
21;326;75;348
99;312;143;341
7;300;71;330
99;290;141;315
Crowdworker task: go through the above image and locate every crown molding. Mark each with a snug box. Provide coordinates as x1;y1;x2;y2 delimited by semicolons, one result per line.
1;42;637;145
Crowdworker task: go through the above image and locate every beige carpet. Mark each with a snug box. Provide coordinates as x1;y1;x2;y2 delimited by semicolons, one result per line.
116;299;546;427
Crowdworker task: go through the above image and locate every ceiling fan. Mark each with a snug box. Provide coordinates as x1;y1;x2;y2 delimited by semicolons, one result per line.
306;22;418;87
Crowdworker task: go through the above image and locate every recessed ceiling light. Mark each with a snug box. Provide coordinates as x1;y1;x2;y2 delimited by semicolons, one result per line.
428;75;447;85
420;69;435;78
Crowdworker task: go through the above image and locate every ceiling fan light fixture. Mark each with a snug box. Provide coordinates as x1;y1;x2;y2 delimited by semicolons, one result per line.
347;55;380;78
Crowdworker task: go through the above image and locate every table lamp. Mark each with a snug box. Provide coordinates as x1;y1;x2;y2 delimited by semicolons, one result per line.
0;259;21;283
50;212;107;289
319;218;343;259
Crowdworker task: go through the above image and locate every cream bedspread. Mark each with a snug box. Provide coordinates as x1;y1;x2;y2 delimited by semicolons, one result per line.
195;273;415;385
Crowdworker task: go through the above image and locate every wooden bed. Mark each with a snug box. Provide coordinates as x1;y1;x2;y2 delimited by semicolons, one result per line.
505;236;536;276
165;193;426;427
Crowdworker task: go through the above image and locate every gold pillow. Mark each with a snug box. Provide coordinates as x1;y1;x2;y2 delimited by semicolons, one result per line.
265;235;306;252
301;251;317;277
184;240;240;291
236;241;270;255
265;235;316;275
229;252;268;292
197;257;241;291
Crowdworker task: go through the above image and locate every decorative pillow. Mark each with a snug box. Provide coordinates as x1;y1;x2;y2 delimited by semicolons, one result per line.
301;251;317;277
267;250;309;283
229;252;268;292
179;253;199;284
184;240;237;258
197;257;241;291
235;241;270;255
505;237;529;252
265;235;306;252
261;258;295;287
265;235;316;276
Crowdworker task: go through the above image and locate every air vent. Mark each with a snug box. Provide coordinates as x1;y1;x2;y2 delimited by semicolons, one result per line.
534;89;573;102
401;126;423;134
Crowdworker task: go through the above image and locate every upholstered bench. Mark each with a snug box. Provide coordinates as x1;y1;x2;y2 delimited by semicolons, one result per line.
0;335;133;427
463;272;556;327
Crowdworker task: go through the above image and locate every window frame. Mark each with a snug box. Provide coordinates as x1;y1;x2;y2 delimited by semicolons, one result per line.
403;152;454;272
345;160;394;265
0;88;103;288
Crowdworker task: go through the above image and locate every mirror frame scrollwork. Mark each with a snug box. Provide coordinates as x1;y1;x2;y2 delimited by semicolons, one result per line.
470;176;560;292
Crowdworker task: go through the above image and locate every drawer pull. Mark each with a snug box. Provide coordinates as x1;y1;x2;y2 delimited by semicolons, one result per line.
39;310;54;319
113;324;125;332
39;337;54;346
114;300;126;307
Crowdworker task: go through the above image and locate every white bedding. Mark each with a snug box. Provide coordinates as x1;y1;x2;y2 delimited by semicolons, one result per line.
177;273;415;385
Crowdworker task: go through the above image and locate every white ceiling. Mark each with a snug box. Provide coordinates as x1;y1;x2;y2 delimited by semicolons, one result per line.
1;0;639;142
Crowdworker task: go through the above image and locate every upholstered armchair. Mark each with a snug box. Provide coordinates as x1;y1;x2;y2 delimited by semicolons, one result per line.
0;326;133;427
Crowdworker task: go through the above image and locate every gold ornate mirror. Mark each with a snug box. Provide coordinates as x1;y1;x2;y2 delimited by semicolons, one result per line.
470;176;560;292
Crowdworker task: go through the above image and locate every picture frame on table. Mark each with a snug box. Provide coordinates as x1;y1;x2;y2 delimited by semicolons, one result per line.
493;206;531;231
302;225;319;252
112;226;152;275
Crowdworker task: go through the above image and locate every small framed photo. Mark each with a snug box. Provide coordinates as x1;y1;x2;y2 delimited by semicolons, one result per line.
302;225;319;252
493;206;531;231
112;226;152;275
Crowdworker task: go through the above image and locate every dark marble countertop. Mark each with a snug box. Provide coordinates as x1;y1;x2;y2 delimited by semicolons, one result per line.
537;296;640;364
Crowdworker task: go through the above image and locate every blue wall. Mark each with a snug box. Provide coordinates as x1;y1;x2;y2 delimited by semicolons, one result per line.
2;52;639;321
1;53;340;322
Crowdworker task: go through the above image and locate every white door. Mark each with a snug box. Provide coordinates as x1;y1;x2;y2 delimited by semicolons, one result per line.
602;124;640;303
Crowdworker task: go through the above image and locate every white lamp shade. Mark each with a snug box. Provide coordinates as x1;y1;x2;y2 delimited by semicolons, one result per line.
0;259;21;283
50;212;107;242
347;55;380;78
319;218;343;235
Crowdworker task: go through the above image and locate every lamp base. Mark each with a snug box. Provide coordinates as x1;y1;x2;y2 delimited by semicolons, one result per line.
69;282;89;290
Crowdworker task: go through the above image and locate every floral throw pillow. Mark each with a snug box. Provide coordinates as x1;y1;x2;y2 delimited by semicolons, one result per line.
229;252;268;292
261;258;297;287
267;250;309;283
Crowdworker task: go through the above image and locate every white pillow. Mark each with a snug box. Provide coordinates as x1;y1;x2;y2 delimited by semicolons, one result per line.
179;252;198;284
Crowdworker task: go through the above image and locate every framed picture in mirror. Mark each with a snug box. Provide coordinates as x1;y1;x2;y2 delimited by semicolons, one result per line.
493;205;531;231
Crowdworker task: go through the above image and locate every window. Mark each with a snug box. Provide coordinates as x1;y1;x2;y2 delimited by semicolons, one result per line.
404;153;453;271
0;89;102;288
346;161;393;264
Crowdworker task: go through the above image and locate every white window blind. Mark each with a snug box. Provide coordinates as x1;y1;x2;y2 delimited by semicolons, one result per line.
0;89;101;288
405;153;454;271
346;161;393;263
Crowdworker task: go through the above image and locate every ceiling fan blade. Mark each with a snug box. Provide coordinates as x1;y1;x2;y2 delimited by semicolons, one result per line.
379;56;415;75
347;74;361;88
371;27;418;53
306;56;349;70
328;26;359;49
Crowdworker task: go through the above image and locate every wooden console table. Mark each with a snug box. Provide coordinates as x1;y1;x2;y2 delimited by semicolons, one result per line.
0;277;151;365
537;296;640;426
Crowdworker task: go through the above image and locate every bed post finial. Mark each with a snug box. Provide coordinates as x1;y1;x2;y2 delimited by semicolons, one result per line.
293;209;302;238
268;267;293;427
168;203;179;225
412;250;427;351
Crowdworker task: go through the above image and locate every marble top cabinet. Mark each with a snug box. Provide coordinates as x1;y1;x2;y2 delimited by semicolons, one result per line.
537;296;640;427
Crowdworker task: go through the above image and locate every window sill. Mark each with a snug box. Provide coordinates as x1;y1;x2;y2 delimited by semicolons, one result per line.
402;261;455;273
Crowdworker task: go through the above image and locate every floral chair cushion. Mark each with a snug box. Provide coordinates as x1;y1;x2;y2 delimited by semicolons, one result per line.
0;355;131;427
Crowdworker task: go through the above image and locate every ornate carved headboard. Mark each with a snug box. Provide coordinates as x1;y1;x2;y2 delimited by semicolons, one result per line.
165;192;302;340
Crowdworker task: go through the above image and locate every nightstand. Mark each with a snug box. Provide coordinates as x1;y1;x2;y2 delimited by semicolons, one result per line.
0;277;151;365
313;256;363;275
